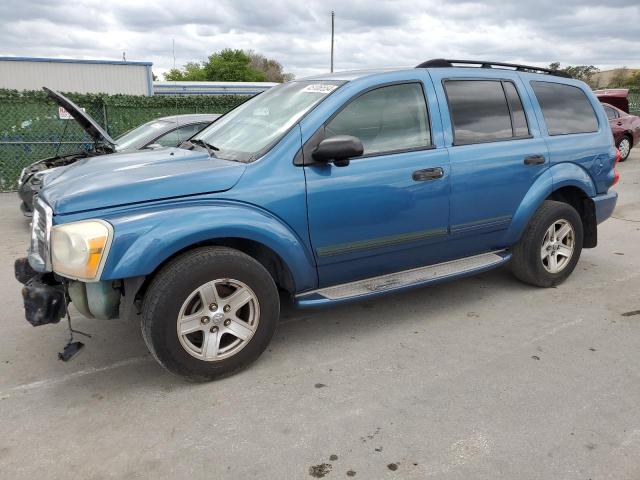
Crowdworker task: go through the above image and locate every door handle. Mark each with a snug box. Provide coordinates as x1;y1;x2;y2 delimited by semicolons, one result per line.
524;155;546;166
413;167;444;181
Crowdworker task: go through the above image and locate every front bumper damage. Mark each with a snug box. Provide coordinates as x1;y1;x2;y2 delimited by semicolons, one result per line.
15;257;124;327
15;257;67;327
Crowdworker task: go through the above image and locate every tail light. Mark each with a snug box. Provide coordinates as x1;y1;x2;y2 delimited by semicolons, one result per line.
612;148;621;186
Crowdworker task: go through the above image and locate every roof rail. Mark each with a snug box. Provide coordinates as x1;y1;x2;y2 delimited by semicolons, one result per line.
416;59;572;78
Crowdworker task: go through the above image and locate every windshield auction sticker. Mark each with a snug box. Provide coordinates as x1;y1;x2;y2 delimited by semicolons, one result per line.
302;84;338;94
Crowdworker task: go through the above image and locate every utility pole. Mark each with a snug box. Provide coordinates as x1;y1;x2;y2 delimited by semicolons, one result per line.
172;39;176;70
330;11;335;73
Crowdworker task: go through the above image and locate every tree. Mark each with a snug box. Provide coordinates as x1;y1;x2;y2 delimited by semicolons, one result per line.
609;67;630;88
247;51;294;82
548;63;600;88
165;61;208;81
163;49;293;82
204;49;266;81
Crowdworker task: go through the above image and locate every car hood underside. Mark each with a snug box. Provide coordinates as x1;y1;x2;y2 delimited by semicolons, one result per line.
41;147;246;214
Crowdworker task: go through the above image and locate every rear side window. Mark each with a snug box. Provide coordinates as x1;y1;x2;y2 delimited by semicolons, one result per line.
531;81;598;135
603;105;618;120
444;80;530;145
504;82;529;137
325;82;431;156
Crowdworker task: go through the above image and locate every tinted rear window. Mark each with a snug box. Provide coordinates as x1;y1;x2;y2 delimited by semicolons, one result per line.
444;80;529;145
531;81;598;135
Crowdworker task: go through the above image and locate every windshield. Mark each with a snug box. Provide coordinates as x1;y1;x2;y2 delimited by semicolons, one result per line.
192;80;344;162
115;120;172;151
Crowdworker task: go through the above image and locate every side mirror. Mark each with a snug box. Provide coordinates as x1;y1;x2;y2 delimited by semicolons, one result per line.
312;135;364;167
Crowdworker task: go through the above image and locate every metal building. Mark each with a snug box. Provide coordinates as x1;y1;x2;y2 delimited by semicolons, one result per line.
0;57;154;95
153;81;278;96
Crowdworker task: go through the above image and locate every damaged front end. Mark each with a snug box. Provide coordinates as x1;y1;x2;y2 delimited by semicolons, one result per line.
16;256;122;326
15;257;94;361
15;257;66;327
16;197;123;329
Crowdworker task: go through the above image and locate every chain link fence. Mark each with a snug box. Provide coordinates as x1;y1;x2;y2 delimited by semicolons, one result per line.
0;91;249;192
2;88;639;192
629;91;640;116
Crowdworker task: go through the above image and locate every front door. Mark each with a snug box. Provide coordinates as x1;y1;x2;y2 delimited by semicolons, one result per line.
303;81;450;287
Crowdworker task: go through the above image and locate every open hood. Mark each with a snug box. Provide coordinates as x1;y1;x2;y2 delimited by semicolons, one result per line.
43;87;117;147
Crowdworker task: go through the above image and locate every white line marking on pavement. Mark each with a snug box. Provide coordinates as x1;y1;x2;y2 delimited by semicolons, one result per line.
0;355;152;399
529;317;584;343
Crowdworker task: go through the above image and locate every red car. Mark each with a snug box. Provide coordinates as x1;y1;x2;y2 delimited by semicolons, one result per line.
595;89;640;162
601;103;640;161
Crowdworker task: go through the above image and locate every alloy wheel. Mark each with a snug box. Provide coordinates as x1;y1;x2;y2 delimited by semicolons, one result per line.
176;279;260;361
540;219;575;274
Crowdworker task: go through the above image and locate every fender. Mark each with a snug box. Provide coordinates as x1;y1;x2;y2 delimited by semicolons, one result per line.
502;162;595;245
502;168;553;245
98;200;318;292
549;161;597;197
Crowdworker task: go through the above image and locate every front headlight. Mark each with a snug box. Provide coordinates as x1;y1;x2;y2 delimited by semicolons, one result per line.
51;220;113;281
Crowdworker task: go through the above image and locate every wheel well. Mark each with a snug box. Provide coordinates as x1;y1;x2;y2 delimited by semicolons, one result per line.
128;238;297;314
547;186;597;248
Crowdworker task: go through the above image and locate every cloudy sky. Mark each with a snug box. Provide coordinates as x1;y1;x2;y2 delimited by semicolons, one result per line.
1;0;638;79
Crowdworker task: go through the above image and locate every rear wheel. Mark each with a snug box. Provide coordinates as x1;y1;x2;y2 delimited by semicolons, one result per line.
511;200;583;287
618;136;632;162
141;246;279;381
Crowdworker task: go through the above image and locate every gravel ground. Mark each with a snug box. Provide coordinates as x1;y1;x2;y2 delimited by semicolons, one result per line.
1;150;639;480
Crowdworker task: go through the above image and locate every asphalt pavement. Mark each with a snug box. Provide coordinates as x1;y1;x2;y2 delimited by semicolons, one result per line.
1;151;639;479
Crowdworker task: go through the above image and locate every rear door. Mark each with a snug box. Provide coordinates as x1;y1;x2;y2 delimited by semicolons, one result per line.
429;69;550;257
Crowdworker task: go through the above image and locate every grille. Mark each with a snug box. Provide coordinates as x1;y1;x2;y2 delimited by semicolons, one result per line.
28;197;52;272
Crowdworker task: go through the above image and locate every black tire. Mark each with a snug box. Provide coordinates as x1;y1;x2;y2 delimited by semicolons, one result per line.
141;246;279;381
617;135;632;162
511;200;583;288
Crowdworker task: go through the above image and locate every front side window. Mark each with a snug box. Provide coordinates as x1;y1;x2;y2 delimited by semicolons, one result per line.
154;123;208;147
531;81;599;135
194;80;343;162
444;80;530;145
325;83;431;156
115;120;172;151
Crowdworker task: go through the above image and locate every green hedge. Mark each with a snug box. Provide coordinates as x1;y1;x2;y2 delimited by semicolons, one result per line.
0;89;250;191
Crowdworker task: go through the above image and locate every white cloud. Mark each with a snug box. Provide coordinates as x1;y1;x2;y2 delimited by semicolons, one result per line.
0;0;638;79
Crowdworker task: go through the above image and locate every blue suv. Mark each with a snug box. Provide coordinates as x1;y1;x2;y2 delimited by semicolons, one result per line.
15;59;619;380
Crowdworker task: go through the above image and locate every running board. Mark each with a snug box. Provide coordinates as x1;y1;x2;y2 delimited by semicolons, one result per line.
296;251;511;307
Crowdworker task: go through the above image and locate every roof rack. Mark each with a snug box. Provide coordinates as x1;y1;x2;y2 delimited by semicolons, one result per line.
416;59;571;78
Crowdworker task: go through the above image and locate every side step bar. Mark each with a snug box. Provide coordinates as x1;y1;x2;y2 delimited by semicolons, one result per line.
296;250;511;307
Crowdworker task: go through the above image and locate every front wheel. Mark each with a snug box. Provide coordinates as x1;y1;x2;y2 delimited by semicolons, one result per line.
511;200;583;288
141;247;279;381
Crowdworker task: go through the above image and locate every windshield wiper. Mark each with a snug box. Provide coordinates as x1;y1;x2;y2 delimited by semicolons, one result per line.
188;138;220;157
